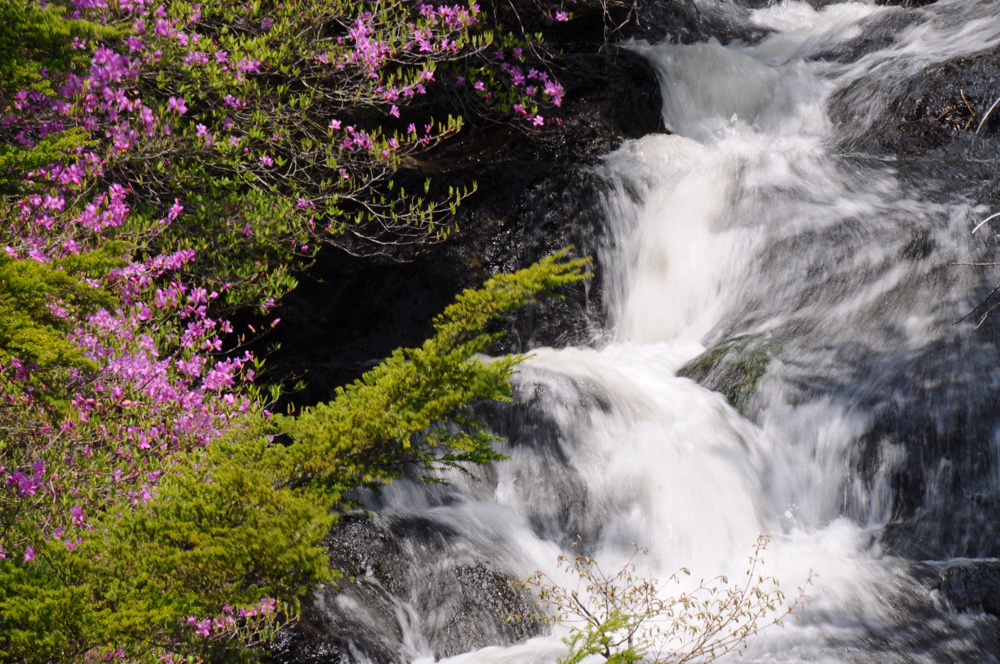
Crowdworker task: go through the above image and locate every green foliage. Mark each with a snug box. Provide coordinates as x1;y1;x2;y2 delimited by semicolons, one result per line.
0;130;95;196
0;424;329;664
0;0;119;95
0;249;121;386
275;249;591;504
561;612;644;664
0;1;118;194
0;251;590;663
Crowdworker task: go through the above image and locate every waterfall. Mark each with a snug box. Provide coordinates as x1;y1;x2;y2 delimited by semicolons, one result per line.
307;2;1000;661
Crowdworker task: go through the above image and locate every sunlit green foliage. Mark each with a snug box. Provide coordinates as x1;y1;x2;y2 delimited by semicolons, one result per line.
277;250;590;502
0;252;590;663
0;1;120;194
0;249;121;394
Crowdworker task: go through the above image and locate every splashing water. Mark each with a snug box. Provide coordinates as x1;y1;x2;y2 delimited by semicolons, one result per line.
320;2;1000;662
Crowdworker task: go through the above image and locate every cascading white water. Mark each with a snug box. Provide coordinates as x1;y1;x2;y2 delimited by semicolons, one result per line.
331;2;1000;662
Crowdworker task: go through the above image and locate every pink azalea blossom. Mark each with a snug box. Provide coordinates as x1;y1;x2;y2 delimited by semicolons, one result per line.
166;96;187;115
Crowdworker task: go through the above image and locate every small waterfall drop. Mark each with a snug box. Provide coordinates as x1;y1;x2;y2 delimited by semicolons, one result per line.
317;2;1000;661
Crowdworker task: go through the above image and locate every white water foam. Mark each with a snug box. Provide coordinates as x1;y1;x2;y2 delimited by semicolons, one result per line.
365;2;1000;661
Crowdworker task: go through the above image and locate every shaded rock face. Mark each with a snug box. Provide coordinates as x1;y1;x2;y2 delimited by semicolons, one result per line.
257;48;664;406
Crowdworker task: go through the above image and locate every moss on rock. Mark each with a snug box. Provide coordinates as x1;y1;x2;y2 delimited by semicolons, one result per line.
677;334;781;416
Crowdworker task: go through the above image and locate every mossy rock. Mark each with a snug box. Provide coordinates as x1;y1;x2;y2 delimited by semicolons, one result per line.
677;334;782;416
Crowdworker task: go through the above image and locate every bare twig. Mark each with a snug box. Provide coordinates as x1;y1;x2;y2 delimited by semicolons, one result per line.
960;88;975;131
976;95;1000;134
972;211;1000;234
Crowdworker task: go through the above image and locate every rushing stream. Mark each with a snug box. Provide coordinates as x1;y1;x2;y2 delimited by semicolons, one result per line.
297;2;1000;662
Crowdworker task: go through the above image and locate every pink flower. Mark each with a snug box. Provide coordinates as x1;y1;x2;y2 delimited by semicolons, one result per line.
390;105;400;118
166;96;188;115
154;18;175;38
474;81;485;92
532;115;544;126
260;155;273;167
555;10;569;21
328;119;341;130
407;123;416;135
261;18;272;29
23;547;34;563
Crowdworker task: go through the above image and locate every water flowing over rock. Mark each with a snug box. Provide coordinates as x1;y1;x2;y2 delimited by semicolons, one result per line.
272;1;1000;661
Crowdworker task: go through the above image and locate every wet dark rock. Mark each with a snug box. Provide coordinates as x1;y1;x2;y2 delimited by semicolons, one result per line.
938;560;1000;616
618;0;772;47
476;378;604;544
875;0;937;7
847;560;1000;662
268;514;540;664
811;8;926;64
829;44;1000;159
821;40;1000;560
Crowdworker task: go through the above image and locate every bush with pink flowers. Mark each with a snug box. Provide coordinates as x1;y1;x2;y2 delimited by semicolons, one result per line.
4;0;570;308
0;1;588;659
